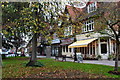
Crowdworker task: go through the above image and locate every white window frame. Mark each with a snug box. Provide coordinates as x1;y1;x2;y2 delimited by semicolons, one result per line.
64;26;72;36
87;2;97;13
83;19;94;32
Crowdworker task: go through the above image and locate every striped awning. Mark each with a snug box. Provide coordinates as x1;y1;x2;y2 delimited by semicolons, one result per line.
68;38;97;48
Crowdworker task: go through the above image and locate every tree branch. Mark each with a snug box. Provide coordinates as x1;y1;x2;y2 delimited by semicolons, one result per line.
108;20;120;43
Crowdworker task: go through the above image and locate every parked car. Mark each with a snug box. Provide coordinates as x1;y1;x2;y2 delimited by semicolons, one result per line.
1;49;10;54
8;50;15;54
1;49;9;59
1;49;16;58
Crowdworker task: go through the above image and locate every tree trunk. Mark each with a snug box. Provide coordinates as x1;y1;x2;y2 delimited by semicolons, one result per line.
114;41;119;71
26;33;37;66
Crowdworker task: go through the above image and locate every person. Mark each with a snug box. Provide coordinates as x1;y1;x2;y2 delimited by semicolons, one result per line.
21;48;25;57
74;48;77;62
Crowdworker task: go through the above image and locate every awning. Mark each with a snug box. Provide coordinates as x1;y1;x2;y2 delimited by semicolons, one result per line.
68;38;97;48
51;39;60;44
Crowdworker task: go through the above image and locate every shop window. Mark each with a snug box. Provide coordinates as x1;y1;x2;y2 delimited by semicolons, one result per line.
90;47;92;55
51;47;54;56
76;48;80;53
80;47;81;53
63;46;65;52
80;47;83;54
69;48;71;52
66;45;68;52
93;46;95;55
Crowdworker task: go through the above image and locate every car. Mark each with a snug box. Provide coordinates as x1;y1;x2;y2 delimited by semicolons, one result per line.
1;49;10;54
1;49;16;58
8;50;15;54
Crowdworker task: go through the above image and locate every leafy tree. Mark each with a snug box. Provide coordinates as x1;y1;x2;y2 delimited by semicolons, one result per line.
2;2;28;55
2;2;66;66
94;2;120;71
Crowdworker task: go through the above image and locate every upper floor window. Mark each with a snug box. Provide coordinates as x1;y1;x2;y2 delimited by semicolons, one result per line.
64;26;72;36
83;19;94;32
87;2;97;13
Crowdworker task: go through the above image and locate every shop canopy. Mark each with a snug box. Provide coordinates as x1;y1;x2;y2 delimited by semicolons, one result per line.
68;38;97;48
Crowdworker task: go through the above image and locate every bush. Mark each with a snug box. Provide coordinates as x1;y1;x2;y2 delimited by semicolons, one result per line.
97;55;102;59
108;54;114;60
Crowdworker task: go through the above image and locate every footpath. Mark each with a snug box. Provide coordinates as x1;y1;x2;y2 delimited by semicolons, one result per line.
28;55;120;67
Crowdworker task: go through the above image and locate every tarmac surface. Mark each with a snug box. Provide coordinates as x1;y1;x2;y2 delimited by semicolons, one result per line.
24;55;120;67
35;55;120;67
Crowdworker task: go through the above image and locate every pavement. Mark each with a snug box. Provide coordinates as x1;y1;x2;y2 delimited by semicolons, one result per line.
28;55;120;67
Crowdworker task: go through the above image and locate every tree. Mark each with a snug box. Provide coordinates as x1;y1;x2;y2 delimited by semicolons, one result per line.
2;2;66;66
85;2;120;71
20;2;65;66
2;2;28;56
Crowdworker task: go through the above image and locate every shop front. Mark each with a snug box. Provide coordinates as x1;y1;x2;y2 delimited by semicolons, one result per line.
51;39;61;56
68;34;116;59
61;38;74;57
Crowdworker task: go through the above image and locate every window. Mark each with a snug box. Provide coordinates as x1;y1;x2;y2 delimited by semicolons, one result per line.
83;19;94;32
87;2;97;13
69;48;71;52
64;26;72;36
66;45;68;52
63;46;65;52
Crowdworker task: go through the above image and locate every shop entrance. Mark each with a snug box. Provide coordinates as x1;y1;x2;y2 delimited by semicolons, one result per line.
100;43;108;59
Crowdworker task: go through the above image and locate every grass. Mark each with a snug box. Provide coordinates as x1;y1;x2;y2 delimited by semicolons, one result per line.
2;57;120;78
40;58;120;78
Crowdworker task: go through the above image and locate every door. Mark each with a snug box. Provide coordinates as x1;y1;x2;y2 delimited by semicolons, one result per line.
100;43;108;59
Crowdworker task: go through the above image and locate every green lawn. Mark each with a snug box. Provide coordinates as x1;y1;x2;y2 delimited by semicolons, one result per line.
2;57;120;78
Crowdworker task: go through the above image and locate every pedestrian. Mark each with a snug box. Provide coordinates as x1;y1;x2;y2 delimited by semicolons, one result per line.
21;48;25;57
74;48;77;62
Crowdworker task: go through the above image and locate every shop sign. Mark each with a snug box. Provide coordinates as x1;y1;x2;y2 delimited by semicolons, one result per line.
52;39;60;44
61;38;74;45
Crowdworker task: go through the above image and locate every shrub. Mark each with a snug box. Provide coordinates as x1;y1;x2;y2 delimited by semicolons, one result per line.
97;55;102;59
108;54;114;60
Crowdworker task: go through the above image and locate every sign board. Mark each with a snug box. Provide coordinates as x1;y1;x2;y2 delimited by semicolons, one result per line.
61;38;74;45
52;39;60;44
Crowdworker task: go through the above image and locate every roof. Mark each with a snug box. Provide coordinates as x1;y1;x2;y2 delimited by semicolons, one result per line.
65;5;83;21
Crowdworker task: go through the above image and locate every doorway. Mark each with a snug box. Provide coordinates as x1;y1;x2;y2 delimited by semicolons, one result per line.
100;43;108;59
